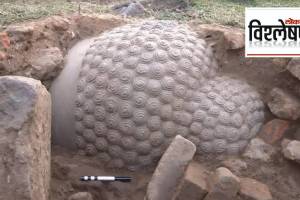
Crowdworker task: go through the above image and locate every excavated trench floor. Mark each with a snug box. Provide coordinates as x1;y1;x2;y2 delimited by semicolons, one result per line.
2;14;300;200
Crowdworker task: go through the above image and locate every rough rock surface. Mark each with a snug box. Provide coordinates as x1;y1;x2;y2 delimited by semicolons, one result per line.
239;178;272;200
221;158;247;175
287;58;300;80
146;135;196;200
0;14;125;83
68;192;94;200
243;138;276;162
193;24;244;50
0;76;51;200
258;119;290;144
282;139;300;164
204;167;240;200
175;161;209;200
192;23;244;66
267;88;300;120
28;47;63;80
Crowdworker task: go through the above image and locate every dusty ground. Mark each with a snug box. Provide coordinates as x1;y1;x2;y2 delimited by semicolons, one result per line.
51;146;153;200
1;2;300;199
51;145;300;200
195;150;300;200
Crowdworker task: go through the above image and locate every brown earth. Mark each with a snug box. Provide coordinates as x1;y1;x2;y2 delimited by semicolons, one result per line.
0;14;127;88
51;146;153;200
50;145;300;200
1;13;300;200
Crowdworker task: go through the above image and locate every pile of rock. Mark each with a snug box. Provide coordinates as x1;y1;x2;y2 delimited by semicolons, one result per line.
145;136;273;200
263;58;300;165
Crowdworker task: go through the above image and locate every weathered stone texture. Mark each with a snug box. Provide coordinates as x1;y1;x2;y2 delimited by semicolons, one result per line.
282;139;300;164
239;178;272;200
175;161;209;200
287;58;300;81
243;138;276;162
0;76;51;200
258;119;290;144
146;135;196;200
268;88;300;120
204;167;240;200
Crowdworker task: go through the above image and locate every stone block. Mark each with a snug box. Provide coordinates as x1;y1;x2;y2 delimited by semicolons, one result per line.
146;135;196;200
0;76;51;200
239;178;272;200
258;119;290;144
175;161;209;200
204;167;240;200
282;139;300;164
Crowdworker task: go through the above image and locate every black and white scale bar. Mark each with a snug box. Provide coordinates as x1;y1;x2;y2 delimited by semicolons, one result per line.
80;176;132;182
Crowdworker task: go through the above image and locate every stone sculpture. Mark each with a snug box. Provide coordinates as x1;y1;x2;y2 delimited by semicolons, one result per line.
51;21;264;170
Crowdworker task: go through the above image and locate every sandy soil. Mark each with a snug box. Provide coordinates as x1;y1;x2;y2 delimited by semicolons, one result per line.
51;144;300;200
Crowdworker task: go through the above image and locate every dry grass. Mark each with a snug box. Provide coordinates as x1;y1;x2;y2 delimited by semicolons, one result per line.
154;0;300;27
0;0;109;27
1;0;300;28
193;0;300;27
